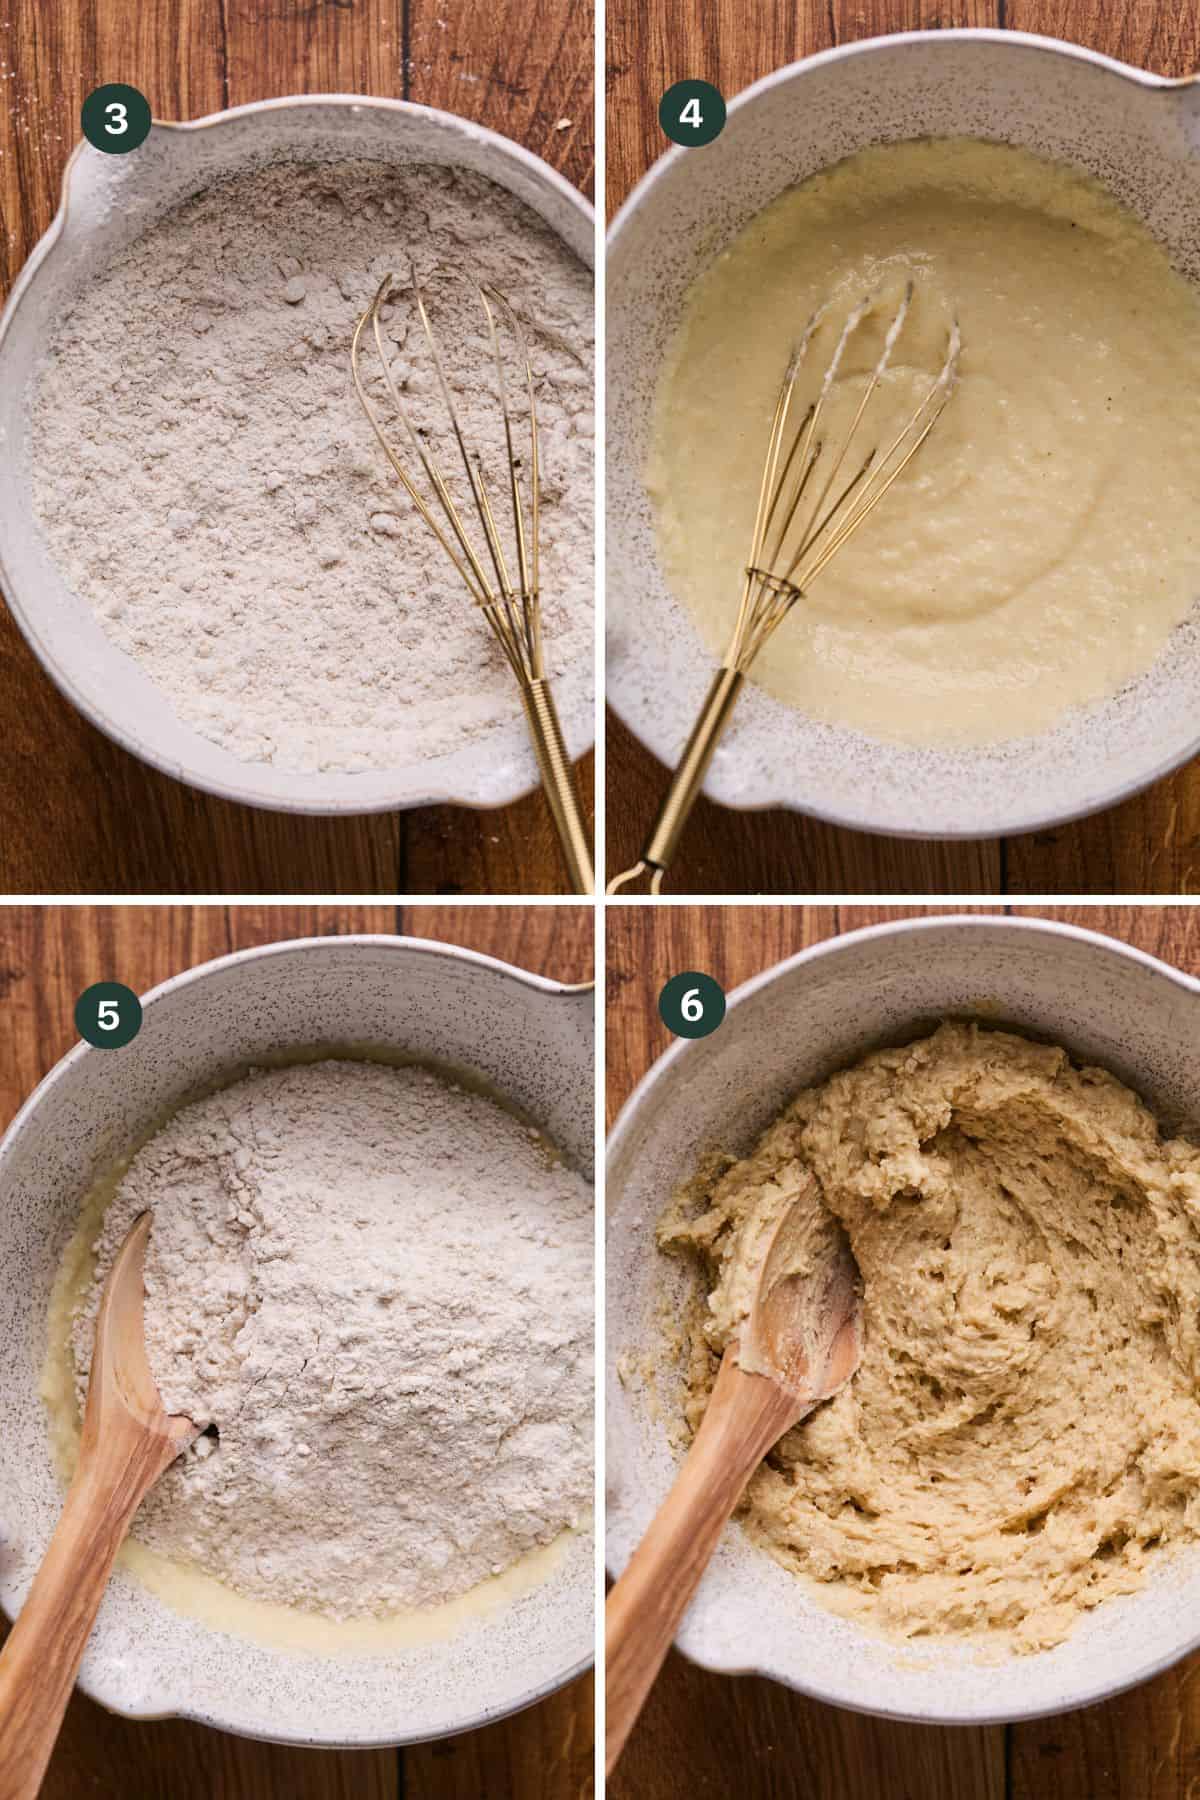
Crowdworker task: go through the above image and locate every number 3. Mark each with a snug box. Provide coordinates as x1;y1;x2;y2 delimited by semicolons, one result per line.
105;102;128;135
97;999;120;1031
679;96;703;130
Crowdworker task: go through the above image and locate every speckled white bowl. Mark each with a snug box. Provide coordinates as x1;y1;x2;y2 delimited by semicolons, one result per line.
608;33;1200;839
0;935;594;1746
0;96;594;816
607;915;1200;1722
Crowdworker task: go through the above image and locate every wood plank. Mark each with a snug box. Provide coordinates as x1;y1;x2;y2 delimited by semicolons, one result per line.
1003;0;1200;73
1008;1654;1200;1800
606;0;997;215
405;0;594;196
0;901;592;1795
613;1656;1005;1800
406;1672;594;1800
0;0;592;896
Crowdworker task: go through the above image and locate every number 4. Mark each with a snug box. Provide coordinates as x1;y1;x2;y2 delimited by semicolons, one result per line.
97;1000;120;1031
679;96;703;130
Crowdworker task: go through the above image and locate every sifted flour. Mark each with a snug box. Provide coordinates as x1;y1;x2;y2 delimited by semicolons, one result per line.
70;1058;593;1620
30;160;593;774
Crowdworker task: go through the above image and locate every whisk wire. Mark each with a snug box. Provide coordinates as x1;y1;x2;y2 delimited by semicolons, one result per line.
608;284;961;894
351;268;593;894
351;282;488;605
410;272;517;609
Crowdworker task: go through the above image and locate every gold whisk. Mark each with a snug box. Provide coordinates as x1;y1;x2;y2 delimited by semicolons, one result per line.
351;270;594;895
608;284;960;894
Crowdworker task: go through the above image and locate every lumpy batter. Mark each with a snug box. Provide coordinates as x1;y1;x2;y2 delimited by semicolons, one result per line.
659;1023;1200;1652
647;139;1200;747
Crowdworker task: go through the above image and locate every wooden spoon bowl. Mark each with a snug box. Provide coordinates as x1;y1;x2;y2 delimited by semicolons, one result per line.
0;1213;196;1800
605;1184;863;1774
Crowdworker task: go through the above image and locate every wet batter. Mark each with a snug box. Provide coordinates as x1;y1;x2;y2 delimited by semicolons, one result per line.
648;139;1200;747
660;1023;1200;1652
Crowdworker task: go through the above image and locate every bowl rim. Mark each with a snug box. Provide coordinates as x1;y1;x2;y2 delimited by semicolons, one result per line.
0;93;596;819
605;911;1200;1724
605;28;1200;842
0;931;595;1747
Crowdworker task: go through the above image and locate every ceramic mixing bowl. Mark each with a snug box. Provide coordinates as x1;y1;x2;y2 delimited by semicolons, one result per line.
607;915;1200;1723
608;32;1200;839
0;96;594;816
0;934;594;1746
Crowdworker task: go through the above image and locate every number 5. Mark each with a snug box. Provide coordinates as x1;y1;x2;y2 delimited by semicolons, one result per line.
97;1000;120;1031
679;96;703;130
105;102;128;135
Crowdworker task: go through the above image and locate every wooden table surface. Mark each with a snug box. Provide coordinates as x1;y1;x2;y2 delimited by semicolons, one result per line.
606;902;1200;1799
604;0;1200;896
0;902;594;1798
0;0;593;896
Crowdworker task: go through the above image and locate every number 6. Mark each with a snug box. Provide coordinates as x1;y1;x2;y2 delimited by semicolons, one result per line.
105;102;128;134
681;987;703;1023
97;999;120;1031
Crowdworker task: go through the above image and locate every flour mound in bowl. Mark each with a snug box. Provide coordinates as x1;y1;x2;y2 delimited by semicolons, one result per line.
30;159;593;775
660;1023;1200;1653
71;1059;593;1620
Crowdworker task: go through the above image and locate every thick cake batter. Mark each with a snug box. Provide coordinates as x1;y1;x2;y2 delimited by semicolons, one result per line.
659;1023;1200;1652
648;139;1200;747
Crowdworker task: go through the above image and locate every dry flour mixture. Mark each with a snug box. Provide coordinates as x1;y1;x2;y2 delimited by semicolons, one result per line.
30;161;593;774
70;1059;593;1620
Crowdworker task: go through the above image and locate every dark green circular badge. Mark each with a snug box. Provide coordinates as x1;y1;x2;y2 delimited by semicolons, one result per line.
658;971;726;1039
659;80;726;148
81;85;152;155
75;982;143;1049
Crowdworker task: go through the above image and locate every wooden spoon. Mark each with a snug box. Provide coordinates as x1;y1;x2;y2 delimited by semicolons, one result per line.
606;1187;863;1775
0;1213;197;1800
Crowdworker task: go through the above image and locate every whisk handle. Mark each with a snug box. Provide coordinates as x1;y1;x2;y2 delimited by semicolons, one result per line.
640;666;745;875
521;678;595;896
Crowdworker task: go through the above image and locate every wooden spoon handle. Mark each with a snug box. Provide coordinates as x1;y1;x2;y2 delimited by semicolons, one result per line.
0;1431;174;1800
605;1352;806;1775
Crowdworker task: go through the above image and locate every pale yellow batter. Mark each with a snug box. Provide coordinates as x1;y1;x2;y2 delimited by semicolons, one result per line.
660;1024;1200;1653
648;139;1200;746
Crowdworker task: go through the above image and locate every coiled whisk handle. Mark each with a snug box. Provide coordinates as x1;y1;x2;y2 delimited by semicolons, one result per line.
520;677;595;896
607;666;745;895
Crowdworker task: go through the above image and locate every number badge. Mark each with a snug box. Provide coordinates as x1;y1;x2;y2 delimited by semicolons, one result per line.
659;80;727;148
75;982;143;1049
658;971;727;1040
81;85;153;155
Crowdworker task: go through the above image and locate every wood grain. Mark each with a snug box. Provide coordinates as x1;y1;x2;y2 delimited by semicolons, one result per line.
605;0;1200;896
0;901;593;1798
0;0;593;896
606;901;1200;1799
